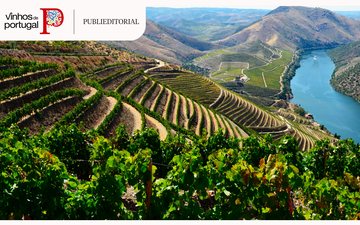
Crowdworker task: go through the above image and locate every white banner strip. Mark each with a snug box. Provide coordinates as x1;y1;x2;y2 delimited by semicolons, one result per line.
0;0;146;40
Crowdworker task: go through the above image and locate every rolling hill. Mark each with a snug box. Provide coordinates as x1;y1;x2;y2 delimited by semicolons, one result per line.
147;7;269;41
190;6;360;102
216;6;360;50
105;20;217;65
107;8;268;65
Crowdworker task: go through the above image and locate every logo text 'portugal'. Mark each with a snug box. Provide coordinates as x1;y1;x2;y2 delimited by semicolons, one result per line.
40;8;64;34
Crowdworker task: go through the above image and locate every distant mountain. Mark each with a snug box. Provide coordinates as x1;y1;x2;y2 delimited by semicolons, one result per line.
216;6;360;50
147;8;269;41
106;20;217;64
329;41;360;102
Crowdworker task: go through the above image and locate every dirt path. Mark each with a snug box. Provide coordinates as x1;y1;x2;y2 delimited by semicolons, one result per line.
208;110;219;132
185;98;195;129
177;95;187;128
241;62;250;76
122;102;142;133
194;102;203;135
245;49;284;71
18;96;82;135
145;115;168;140
222;117;235;137
93;96;117;129
0;77;75;116
119;75;145;97
215;114;227;135
262;72;268;88
161;89;172;119
233;122;249;138
150;85;164;111
76;96;112;130
0;69;57;92
214;61;250;78
212;46;284;82
102;102;141;137
144;59;166;73
201;105;212;136
209;89;223;108
260;43;280;60
93;65;124;80
133;79;153;102
102;70;134;91
171;93;180;125
83;87;97;99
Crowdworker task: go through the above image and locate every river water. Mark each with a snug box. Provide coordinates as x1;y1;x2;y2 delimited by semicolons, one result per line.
291;49;360;143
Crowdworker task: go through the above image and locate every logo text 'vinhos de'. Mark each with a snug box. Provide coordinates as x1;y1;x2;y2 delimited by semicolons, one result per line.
0;0;146;40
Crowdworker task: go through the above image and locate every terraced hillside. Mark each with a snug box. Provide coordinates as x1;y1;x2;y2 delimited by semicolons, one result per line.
0;41;156;72
0;52;248;146
0;42;334;150
0;57;166;141
0;59;91;134
148;65;334;150
87;62;249;139
212;89;334;150
149;69;221;106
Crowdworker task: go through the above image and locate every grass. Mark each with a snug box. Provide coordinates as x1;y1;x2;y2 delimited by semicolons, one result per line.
244;51;293;90
209;50;292;91
221;53;266;67
194;49;229;62
194;49;268;73
212;62;248;82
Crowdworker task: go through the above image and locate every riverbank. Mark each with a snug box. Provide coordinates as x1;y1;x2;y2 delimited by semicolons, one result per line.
290;49;360;143
279;46;342;101
277;49;301;100
328;46;360;104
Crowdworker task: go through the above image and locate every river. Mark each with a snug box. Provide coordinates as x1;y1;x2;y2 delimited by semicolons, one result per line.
290;49;360;143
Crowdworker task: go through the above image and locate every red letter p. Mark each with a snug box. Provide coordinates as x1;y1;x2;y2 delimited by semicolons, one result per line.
40;8;64;34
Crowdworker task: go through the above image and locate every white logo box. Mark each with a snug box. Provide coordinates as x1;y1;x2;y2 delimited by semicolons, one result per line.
0;0;146;40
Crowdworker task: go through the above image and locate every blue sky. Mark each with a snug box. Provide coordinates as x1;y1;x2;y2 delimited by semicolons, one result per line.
147;0;360;11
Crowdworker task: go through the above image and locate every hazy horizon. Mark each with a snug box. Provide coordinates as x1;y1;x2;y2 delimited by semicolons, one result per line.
146;0;360;11
146;6;360;12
